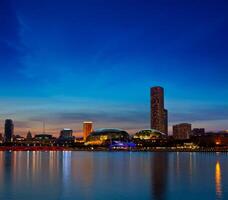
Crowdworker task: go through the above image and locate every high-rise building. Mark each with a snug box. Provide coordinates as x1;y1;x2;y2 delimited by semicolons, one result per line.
163;109;168;135
83;121;93;141
60;128;73;138
4;119;14;142
173;123;192;140
150;86;168;134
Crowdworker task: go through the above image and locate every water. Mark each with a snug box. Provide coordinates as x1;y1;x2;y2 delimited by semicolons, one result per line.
0;151;227;200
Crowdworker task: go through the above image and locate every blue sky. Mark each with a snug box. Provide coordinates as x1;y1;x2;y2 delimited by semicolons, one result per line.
0;0;228;136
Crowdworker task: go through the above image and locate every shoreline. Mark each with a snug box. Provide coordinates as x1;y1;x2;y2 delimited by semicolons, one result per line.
0;146;228;152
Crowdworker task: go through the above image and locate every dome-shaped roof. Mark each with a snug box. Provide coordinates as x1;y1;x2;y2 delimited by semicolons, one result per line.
133;129;167;140
90;128;128;136
85;128;129;145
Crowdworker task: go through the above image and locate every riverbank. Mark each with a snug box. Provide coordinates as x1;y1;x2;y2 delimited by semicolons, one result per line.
0;146;228;152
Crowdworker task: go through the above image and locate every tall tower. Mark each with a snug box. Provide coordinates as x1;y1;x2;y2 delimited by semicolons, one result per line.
83;121;93;141
150;86;168;134
164;109;168;135
4;119;14;142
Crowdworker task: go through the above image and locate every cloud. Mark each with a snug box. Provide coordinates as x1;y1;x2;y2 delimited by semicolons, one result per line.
170;105;228;123
28;110;149;124
14;120;31;129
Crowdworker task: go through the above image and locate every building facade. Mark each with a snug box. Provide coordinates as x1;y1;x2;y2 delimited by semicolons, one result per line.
191;128;205;136
150;86;168;134
83;121;93;141
4;119;14;142
163;109;168;135
173;123;192;140
60;128;73;138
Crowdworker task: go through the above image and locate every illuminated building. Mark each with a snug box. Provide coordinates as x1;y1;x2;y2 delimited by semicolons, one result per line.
4;119;14;142
133;129;167;140
58;128;74;146
173;123;192;140
83;121;93;141
14;135;25;142
191;131;228;146
85;128;129;146
150;86;168;134
133;129;168;146
34;134;53;141
34;134;54;146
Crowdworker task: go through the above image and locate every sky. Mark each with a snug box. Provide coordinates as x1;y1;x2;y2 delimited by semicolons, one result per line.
0;0;228;136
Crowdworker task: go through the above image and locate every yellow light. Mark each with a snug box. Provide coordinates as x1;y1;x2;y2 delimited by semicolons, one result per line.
215;161;222;198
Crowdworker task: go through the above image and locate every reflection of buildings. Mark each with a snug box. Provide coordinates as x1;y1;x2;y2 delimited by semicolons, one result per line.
83;121;93;141
4;119;14;142
151;153;168;200
173;123;192;140
215;161;222;199
150;87;168;135
2;152;13;197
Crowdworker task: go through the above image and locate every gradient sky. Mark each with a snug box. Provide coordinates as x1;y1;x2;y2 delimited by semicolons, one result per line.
0;0;228;136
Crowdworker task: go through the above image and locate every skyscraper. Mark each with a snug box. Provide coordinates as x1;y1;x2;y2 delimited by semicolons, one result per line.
164;109;168;135
83;121;93;141
150;86;168;134
4;119;14;142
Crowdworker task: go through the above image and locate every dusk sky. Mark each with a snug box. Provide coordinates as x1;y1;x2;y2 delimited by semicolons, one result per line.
0;0;228;136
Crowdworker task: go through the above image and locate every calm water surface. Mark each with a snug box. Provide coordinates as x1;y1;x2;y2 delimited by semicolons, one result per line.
0;151;227;200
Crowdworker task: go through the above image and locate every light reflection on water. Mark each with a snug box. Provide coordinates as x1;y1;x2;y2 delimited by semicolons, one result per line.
215;161;222;199
0;151;227;200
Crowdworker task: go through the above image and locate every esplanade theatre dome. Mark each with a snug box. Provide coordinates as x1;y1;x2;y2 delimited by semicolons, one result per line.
133;129;167;140
85;128;130;145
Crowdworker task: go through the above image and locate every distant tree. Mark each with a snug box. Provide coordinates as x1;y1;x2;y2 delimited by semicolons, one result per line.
26;131;33;140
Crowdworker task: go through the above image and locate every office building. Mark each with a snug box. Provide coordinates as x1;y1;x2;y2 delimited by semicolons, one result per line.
150;86;168;134
173;123;192;140
83;121;93;141
60;128;73;138
163;109;168;135
4;119;14;142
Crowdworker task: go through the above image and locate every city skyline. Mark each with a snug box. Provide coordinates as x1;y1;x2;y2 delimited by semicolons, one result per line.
0;0;228;136
0;85;227;137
